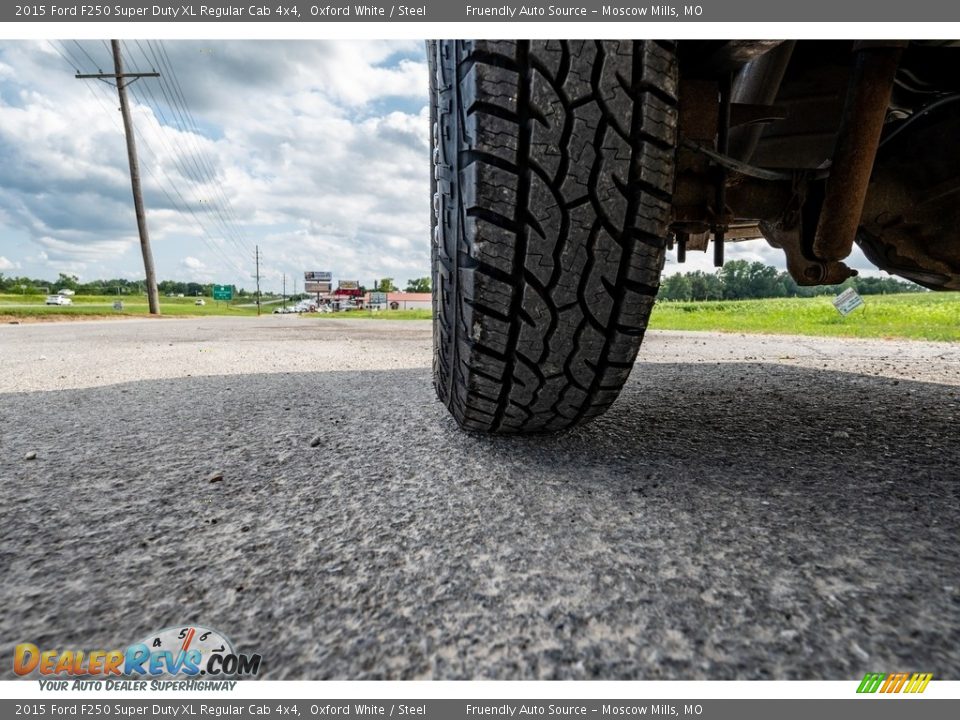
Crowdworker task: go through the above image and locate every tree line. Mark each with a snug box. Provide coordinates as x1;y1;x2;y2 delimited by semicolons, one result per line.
0;273;433;297
658;261;922;301
0;273;239;297
374;277;431;293
2;264;917;301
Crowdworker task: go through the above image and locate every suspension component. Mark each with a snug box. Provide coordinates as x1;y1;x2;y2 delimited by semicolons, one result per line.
812;42;905;262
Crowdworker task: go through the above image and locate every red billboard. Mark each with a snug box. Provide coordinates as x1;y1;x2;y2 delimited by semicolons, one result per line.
335;280;362;296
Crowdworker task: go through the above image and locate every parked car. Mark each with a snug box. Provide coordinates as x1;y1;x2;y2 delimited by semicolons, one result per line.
45;295;72;306
195;299;206;306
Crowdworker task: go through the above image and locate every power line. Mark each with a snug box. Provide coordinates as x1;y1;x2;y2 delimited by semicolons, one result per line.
49;41;83;73
148;40;254;253
129;40;255;260
99;39;114;67
255;245;261;316
50;40;255;285
76;40;162;314
121;66;250;258
71;40;103;72
80;39;252;268
52;42;250;281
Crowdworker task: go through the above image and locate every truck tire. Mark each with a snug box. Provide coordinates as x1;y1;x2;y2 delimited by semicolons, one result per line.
430;40;678;433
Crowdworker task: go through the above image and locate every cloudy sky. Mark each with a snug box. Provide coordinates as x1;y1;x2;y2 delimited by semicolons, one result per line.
0;39;878;291
0;39;430;291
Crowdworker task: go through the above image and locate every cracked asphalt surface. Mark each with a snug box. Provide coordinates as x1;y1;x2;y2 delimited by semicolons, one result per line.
1;316;958;679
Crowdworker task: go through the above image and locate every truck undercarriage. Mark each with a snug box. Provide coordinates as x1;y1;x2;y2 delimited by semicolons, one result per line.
428;40;960;433
673;40;960;291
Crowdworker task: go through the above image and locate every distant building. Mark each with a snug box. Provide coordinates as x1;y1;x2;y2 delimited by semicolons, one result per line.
365;291;431;310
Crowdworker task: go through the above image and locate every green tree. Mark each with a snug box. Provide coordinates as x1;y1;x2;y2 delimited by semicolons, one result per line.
405;276;431;293
77;280;101;294
659;273;691;301
56;273;79;291
747;262;780;298
719;260;752;299
688;271;723;301
376;277;398;292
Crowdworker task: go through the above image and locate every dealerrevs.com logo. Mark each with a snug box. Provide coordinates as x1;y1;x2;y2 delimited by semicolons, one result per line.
14;626;261;689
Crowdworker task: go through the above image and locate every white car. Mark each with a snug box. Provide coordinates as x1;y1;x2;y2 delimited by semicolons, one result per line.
195;299;206;306
45;295;72;306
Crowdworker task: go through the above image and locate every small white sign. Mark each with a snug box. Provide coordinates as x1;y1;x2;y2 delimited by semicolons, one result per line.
833;287;864;316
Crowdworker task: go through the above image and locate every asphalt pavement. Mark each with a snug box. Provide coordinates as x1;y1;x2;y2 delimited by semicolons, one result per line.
1;316;958;679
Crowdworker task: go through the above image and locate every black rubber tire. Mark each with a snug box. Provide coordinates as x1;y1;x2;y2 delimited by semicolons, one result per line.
429;40;678;434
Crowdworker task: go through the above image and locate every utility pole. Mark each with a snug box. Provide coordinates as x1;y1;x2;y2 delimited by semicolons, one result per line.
282;273;286;310
255;245;261;316
77;41;161;314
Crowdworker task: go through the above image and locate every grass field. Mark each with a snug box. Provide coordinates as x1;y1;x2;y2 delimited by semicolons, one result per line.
3;292;957;342
0;294;432;322
0;293;263;319
648;292;960;342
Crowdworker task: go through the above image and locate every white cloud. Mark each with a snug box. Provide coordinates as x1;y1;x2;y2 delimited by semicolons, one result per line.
0;256;16;270
663;238;885;278
0;39;891;292
178;255;216;282
0;40;431;290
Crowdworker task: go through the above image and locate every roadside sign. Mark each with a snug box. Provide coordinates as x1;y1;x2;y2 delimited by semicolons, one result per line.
212;285;233;301
336;280;362;297
305;271;332;282
305;281;332;294
833;287;864;316
370;292;388;305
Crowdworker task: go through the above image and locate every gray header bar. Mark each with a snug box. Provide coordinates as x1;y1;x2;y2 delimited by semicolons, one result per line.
6;1;960;23
2;700;959;720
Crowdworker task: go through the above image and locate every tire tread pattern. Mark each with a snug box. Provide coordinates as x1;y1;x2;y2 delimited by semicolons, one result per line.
431;40;678;433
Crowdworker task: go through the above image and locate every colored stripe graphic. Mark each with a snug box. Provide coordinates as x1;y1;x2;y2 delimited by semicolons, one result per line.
857;672;932;694
881;672;909;693
904;673;933;693
857;673;886;693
